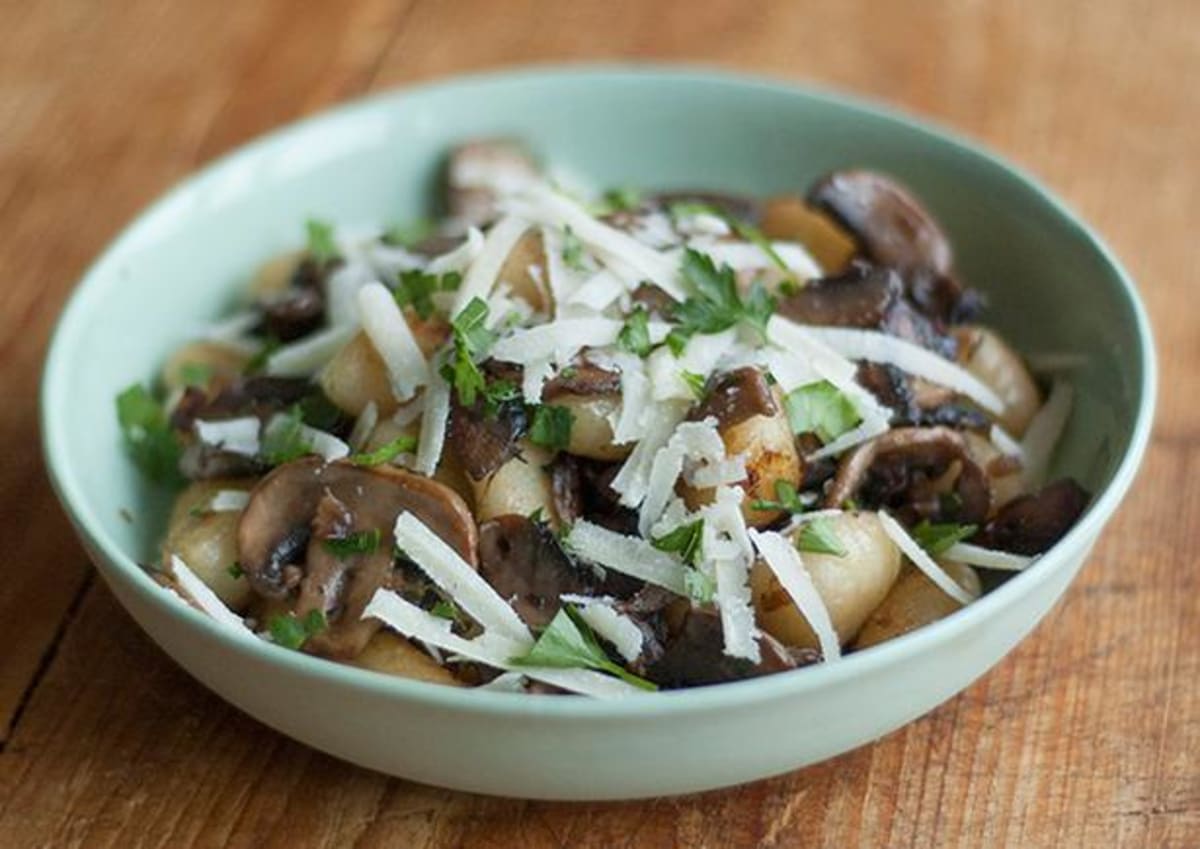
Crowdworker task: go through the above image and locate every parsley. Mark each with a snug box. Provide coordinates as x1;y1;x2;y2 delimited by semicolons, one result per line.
349;435;417;466
783;380;861;443
796;518;848;557
297;392;345;431
227;562;244;579
617;305;652;357
683;568;716;604
441;298;496;407
430;599;460;621
561;226;586;270
668;200;720;220
602;186;642;212
557;366;579;380
911;520;978;556
651;519;704;566
305;218;339;264
681;370;707;400
115;384;182;485
528;404;574;453
381;218;434;248
750;480;808;514
243;335;281;375
668;248;776;353
394;269;462;320
269;609;328;650
323;528;382;558
509;606;657;691
528;506;545;525
179;362;213;388
260;406;313;465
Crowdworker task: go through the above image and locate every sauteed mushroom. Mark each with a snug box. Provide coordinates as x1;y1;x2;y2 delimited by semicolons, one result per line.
477;515;590;627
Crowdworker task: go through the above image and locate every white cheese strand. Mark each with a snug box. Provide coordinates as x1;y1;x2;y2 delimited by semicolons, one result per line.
565;521;691;595
748;529;841;661
325;262;377;328
990;423;1025;460
168;555;256;640
452;215;529;312
295;423;350;462
414;375;451;476
194;417;261;457
877;512;976;605
559;595;645;663
702;486;760;662
348;401;379;451
490;317;622;366
392;512;531;643
647;328;738;401
695;240;822;281
521;358;554;404
426;227;485;275
267;324;358;378
610;400;689;506
639;418;726;535
1020;380;1074;488
357;282;429;402
208;489;250;512
941;542;1036;572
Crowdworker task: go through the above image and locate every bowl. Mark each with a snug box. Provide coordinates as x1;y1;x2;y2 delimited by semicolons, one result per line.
41;66;1155;800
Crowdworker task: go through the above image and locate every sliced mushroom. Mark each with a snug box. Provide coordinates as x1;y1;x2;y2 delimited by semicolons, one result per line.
170;375;317;432
237;457;477;659
824;426;991;524
444;139;540;227
973;478;1089;554
549;454;639;536
447;381;529;481
478;515;591;627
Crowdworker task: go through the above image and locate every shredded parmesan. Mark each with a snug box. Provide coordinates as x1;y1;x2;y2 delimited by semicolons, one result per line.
208;489;250;512
392;511;530;643
566;521;690;595
560;595;645;662
639;418;726;535
610;400;689;506
686;455;747;489
1020;380;1074;488
877;512;976;605
748;529;841;661
451;215;530;312
426;227;485;275
357;282;428;402
168;554;256;639
696;241;822;281
414;375;451;477
296;423;350;462
267;324;357;377
990;424;1024;460
325;261;378;328
703;486;760;661
490;317;621;366
647;329;737;401
194;417;260;457
348;401;379;451
941;542;1035;572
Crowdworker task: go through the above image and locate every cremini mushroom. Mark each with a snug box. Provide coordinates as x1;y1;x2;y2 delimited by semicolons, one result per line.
477;515;590;627
974;478;1089;554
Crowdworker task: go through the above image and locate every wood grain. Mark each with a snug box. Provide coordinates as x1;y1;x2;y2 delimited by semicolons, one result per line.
2;0;1197;846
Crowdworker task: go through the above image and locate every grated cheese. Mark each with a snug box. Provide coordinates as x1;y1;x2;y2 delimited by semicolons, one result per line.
941;542;1035;572
559;595;645;662
1020;380;1073;488
877;512;976;605
357;282;429;402
567;269;627;313
325;261;378;328
451;215;530;312
647;328;737;401
565;521;690;595
392;511;530;644
348;401;379;451
696;240;822;281
267;324;357;377
748;529;841;661
194;416;261;457
686;455;748;489
208;489;250;512
296;422;350;462
639;417;726;535
610;400;689;506
990;424;1024;460
702;486;760;661
490;317;622;366
414;375;451;476
168;554;256;640
426;227;485;275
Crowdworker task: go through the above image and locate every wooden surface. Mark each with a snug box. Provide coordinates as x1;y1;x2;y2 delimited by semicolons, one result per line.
2;1;1197;845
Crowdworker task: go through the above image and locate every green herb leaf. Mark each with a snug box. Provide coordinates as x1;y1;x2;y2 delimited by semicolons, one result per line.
617;305;653;357
749;480;808;514
260;406;314;465
509;606;657;691
305;218;339;264
681;370;707;400
528;506;545;525
668;200;720;220
783;380;861;443
179;362;213;388
268;609;328;650
430;599;460;621
394;269;462;320
348;435;418;466
528;404;574;453
669;248;776;351
297;392;345;432
442;298;497;407
683;568;716;603
562;226;586;270
323;528;382;558
651;519;704;566
381;219;435;248
243;335;281;375
911;520;978;556
115;384;183;485
795;518;848;557
602;186;642;212
227;562;244;579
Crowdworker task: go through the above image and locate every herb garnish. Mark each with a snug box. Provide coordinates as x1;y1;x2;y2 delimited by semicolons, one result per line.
602;186;642;213
440;297;496;407
431;599;461;621
509;606;657;691
393;269;462;320
681;370;707;400
783;380;861;443
243;335;281;375
911;520;978;556
795;518;848;557
179;362;213;388
260;406;313;465
305;218;339;264
227;562;244;579
269;609;328;650
323;528;382;558
528;404;574;453
651;519;704;566
683;568;717;604
561;226;586;270
666;248;775;354
381;219;435;248
115;384;182;485
750;480;808;514
349;435;418;466
617;305;653;357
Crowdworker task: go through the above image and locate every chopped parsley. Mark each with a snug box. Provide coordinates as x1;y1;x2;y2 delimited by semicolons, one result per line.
242;335;281;375
297;392;345;432
668;200;720;220
381;218;435;248
509;606;657;691
268;609;328;650
561;226;586;270
260;406;313;465
528;404;574;453
305;218;339;264
683;568;716;604
115;384;182;485
795;518;848;557
783;380;861;443
681;370;707;400
441;297;497;407
178;362;213;388
666;248;775;354
393;269;462;320
750;480;808;514
911;520;978;556
651;519;704;566
348;435;418;466
430;599;460;621
617;305;653;357
323;528;382;558
227;562;244;579
602;186;642;212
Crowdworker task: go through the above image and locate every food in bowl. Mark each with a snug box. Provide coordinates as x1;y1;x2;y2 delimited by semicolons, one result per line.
116;139;1088;696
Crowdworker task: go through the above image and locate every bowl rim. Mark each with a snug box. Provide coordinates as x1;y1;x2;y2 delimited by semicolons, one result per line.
40;63;1157;719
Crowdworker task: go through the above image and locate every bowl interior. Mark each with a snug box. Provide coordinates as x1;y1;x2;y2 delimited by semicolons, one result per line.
44;67;1150;651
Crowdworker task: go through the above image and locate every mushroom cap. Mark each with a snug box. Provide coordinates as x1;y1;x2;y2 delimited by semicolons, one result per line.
477;515;591;628
690;366;778;430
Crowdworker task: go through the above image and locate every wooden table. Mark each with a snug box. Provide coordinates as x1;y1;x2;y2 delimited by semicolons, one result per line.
2;1;1197;845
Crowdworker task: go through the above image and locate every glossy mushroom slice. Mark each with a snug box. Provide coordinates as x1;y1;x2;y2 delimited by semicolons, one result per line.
477;515;592;628
823;426;991;525
444;139;540;228
973;478;1090;554
237;457;477;658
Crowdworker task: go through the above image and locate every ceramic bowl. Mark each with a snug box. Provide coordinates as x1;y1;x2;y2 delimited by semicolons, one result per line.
41;67;1155;800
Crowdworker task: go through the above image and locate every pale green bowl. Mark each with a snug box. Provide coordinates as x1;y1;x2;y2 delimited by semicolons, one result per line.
41;67;1155;800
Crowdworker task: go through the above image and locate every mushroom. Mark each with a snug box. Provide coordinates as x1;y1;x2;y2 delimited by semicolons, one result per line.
447;374;530;482
855;361;989;431
973;478;1089;554
237;457;477;658
824;426;991;525
477;515;592;628
444;139;540;228
760;194;858;273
